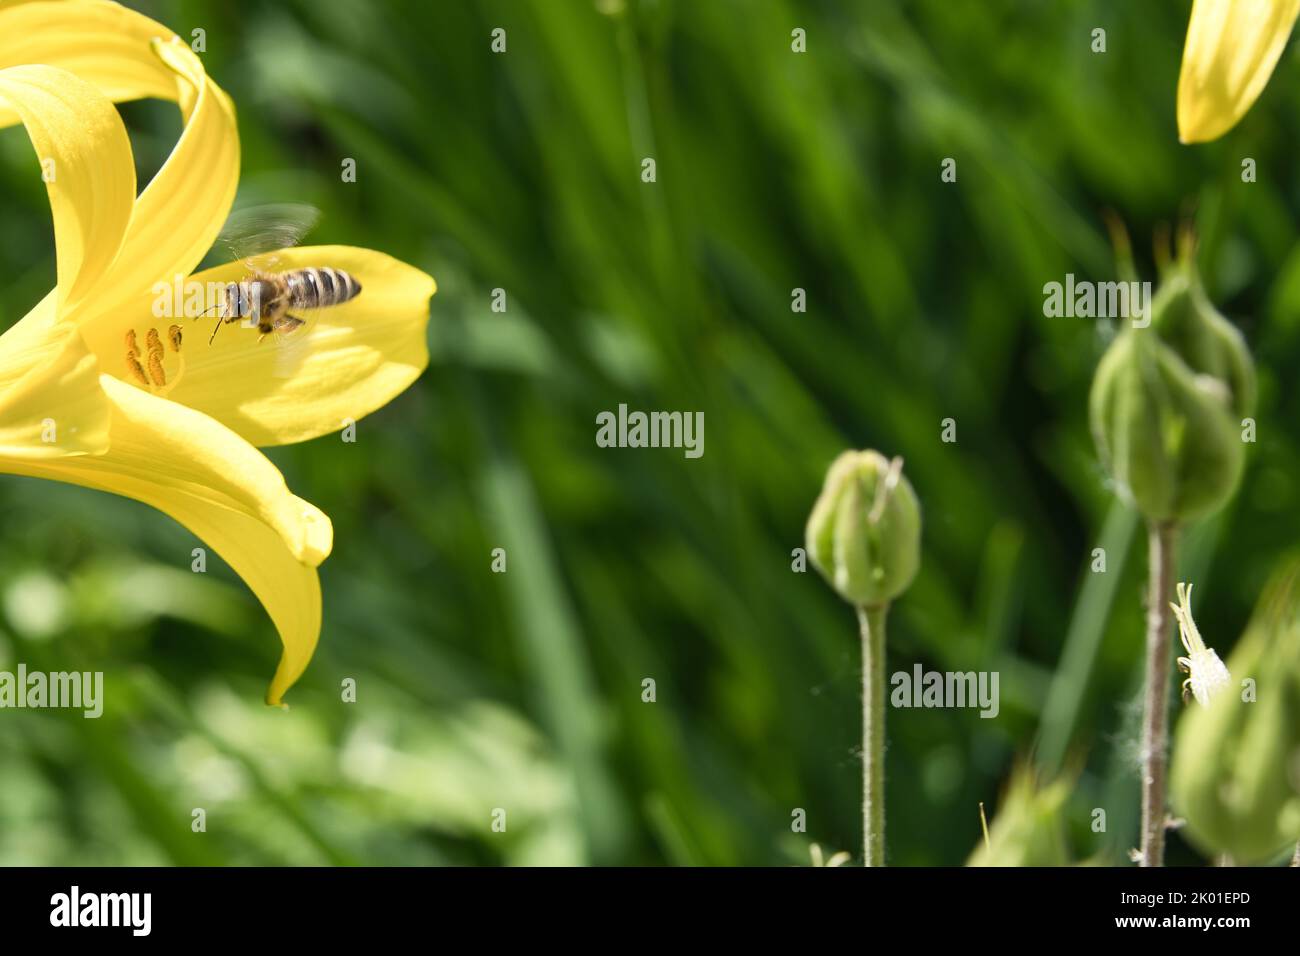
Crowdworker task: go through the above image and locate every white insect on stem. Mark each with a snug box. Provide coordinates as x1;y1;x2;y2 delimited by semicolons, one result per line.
809;843;851;868
1170;582;1231;708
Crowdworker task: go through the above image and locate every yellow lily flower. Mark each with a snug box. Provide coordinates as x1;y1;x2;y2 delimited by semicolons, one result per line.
1178;0;1300;143
0;0;436;704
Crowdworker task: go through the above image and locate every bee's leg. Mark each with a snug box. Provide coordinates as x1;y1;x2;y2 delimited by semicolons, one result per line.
272;314;306;336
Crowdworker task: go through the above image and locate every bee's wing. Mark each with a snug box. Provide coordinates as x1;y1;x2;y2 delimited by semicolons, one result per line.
270;317;314;379
217;202;321;271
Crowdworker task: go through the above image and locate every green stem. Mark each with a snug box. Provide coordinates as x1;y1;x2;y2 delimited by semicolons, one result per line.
857;603;888;866
1140;522;1177;867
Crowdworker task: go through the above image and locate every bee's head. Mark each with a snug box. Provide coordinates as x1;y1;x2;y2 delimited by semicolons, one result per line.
222;282;244;319
230;278;274;319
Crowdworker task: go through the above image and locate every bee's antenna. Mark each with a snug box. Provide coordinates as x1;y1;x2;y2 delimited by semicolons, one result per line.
197;300;226;348
208;306;227;346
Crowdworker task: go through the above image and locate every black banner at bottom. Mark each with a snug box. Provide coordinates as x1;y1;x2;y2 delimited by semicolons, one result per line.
0;864;1285;941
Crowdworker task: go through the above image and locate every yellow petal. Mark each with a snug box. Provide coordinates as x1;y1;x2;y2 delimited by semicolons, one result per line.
0;63;135;310
0;1;241;327
0;376;333;704
64;38;239;327
76;39;237;322
0;288;56;384
80;246;436;446
0;316;110;458
164;488;323;706
0;0;180;125
1178;0;1300;143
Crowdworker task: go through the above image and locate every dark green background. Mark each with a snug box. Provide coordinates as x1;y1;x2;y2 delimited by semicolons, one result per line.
1;0;1296;865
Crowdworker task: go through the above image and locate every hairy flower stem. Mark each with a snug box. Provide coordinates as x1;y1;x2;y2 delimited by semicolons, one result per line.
1140;522;1178;867
857;603;888;866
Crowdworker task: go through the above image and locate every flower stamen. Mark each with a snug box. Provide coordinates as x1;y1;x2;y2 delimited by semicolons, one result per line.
123;329;150;386
145;328;166;386
125;354;149;386
124;325;187;396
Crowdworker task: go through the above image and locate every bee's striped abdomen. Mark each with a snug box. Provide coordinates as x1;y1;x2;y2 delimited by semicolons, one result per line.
285;267;362;310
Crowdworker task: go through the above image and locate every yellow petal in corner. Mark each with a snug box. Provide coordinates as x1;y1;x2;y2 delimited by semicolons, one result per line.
1178;0;1300;143
0;0;181;120
0;2;241;326
0;376;332;704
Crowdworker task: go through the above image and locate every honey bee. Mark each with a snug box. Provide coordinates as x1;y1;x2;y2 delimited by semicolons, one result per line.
211;266;363;344
203;203;362;345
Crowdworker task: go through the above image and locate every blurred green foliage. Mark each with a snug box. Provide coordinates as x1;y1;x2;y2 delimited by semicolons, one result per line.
2;0;1300;866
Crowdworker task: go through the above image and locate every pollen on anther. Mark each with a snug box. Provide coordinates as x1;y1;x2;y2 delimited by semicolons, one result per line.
168;325;183;352
146;327;164;358
125;329;140;358
147;349;167;387
126;353;149;386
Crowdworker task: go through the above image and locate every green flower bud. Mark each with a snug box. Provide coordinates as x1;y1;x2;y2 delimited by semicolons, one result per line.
1149;267;1256;419
1089;259;1254;524
1170;559;1300;863
805;450;920;607
968;768;1071;867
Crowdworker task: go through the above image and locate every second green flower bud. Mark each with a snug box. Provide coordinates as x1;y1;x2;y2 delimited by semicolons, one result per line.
1089;257;1254;525
805;450;921;607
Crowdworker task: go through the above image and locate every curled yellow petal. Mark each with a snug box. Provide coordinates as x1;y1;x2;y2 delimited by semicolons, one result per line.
81;246;436;446
0;0;180;124
0;1;240;327
92;375;332;565
0;376;332;703
168;492;323;706
67;37;239;327
0;63;135;311
1178;0;1300;143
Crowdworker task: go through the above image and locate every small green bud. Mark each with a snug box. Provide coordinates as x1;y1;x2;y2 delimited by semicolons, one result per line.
967;767;1071;867
805;450;920;607
1089;257;1254;524
1170;559;1300;863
